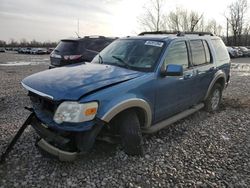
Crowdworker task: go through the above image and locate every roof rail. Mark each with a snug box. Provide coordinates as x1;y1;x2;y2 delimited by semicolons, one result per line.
138;31;214;36
84;35;106;39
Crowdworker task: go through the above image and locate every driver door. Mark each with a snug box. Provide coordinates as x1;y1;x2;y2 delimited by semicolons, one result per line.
154;40;197;123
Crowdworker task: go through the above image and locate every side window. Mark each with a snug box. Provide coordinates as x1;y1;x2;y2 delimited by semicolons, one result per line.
203;40;211;63
85;39;99;51
164;41;189;69
211;39;229;62
190;40;207;66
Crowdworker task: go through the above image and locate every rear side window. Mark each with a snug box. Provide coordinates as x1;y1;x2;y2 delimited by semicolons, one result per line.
80;39;114;52
85;39;100;52
211;39;229;61
164;41;189;69
190;40;208;66
87;39;113;51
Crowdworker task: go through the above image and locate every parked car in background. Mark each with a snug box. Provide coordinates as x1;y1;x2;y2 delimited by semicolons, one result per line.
30;48;48;55
22;31;230;161
232;46;243;57
30;48;38;54
18;47;32;54
227;46;238;58
47;48;54;54
5;47;12;51
0;48;5;52
49;36;117;68
238;46;250;57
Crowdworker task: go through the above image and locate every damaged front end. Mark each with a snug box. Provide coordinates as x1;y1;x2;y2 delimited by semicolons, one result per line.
28;92;105;161
32;116;104;161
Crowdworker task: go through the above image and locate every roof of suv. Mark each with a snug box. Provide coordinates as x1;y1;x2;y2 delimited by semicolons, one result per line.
122;31;220;42
61;36;117;42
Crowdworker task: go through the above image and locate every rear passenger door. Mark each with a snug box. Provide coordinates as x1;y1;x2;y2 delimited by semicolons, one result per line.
189;39;215;103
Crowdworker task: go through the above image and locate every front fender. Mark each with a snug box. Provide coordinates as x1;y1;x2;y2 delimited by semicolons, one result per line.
98;96;152;128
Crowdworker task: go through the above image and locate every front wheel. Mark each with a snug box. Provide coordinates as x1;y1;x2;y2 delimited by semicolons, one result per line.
118;110;144;156
205;83;223;112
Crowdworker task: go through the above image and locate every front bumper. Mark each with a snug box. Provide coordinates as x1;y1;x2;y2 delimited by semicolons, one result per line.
36;139;78;161
30;115;104;161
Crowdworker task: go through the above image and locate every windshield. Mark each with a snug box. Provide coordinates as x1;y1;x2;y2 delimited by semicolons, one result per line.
91;39;165;72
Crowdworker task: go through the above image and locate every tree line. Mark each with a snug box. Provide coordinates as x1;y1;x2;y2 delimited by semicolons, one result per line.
138;0;250;46
0;39;58;48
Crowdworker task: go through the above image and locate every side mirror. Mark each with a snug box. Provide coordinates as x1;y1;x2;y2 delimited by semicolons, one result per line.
162;64;183;76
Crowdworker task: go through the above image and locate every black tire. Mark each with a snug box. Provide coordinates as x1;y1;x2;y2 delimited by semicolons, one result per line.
205;83;223;112
118;110;144;156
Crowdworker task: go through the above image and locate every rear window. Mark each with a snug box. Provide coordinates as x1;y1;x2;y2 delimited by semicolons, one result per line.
55;41;79;54
211;39;229;61
55;38;115;55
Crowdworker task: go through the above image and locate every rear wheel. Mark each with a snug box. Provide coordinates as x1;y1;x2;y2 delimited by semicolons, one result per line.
118;110;144;155
205;83;223;112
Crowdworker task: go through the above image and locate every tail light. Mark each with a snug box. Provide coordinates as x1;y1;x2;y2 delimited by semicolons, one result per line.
64;55;82;60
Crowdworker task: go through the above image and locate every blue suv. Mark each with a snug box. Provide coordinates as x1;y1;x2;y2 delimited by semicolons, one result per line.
21;32;230;161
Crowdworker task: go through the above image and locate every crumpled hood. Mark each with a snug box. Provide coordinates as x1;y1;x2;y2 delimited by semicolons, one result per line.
22;63;143;101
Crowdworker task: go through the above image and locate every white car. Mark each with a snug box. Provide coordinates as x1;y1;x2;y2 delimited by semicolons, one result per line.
227;47;239;58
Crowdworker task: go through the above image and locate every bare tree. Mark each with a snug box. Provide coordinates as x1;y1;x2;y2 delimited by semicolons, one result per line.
204;19;223;35
226;0;248;45
189;11;203;32
167;8;203;32
242;24;250;45
0;40;6;47
138;0;167;31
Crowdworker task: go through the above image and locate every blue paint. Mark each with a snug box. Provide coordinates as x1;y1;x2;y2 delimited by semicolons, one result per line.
22;35;231;132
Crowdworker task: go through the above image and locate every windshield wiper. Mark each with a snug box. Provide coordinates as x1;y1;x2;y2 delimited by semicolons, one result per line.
98;54;103;64
112;55;130;68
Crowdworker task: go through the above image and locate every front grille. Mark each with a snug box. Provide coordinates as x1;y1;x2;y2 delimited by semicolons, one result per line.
29;92;58;115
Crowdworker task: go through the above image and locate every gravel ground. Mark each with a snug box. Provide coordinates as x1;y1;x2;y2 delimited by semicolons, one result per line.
0;56;250;187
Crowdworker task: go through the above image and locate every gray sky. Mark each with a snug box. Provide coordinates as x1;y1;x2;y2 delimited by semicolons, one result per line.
0;0;249;42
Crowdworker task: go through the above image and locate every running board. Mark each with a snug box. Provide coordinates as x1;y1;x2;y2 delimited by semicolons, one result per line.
142;103;204;134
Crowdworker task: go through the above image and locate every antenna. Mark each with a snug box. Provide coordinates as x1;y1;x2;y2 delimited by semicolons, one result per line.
75;19;81;38
77;19;79;36
75;32;80;38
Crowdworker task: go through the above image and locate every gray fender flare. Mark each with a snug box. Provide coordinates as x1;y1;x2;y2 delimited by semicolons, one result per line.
204;70;226;100
101;98;152;128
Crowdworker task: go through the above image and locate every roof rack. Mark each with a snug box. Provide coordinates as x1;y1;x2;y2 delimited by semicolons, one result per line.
84;35;106;39
138;31;214;36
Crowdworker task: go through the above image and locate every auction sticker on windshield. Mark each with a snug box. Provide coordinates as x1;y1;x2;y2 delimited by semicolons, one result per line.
145;41;164;47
